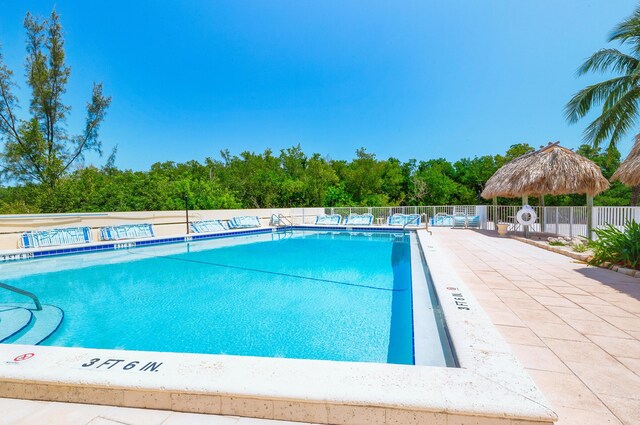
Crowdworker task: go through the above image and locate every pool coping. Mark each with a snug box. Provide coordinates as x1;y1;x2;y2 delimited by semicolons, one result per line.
0;229;557;424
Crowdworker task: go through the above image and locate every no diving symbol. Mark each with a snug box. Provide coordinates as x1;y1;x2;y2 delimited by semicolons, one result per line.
13;353;34;362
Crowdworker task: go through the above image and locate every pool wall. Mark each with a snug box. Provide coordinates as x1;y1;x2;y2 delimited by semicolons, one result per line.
0;228;557;424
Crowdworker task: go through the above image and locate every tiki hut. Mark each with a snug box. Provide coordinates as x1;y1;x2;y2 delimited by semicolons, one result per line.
611;138;640;187
481;142;610;238
481;142;610;200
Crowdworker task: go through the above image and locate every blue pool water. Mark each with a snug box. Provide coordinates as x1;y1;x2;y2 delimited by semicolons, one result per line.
0;230;448;365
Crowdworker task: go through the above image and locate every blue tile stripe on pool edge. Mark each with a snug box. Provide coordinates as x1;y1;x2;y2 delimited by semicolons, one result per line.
18;228;275;261
3;226;415;262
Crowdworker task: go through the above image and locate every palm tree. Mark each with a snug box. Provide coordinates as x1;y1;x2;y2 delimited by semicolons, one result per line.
565;6;640;205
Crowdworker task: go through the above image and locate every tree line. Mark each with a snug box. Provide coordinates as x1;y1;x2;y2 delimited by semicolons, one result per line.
0;143;632;214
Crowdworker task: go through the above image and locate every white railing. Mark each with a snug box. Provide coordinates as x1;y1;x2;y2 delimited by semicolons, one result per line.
482;206;591;238
593;206;640;231
289;205;640;239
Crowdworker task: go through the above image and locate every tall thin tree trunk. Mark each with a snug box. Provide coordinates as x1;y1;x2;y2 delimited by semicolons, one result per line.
632;185;640;206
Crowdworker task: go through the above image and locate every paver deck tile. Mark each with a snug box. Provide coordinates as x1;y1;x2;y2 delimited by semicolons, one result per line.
508;343;572;373
597;395;640;425
567;360;640;399
552;406;623;425
562;317;634;339
514;307;564;324
526;369;612;413
496;324;547;347
588;335;640;358
617;356;640;376
545;305;602;322
600;315;640;331
581;303;638;318
542;338;620;365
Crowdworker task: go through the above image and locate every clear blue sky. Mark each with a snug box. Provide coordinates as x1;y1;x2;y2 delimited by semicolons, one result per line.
0;1;636;170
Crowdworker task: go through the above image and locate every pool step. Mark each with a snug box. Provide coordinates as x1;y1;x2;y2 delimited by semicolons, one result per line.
0;304;64;345
0;306;33;342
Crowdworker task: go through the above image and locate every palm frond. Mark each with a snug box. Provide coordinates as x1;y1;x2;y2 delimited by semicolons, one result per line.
610;8;640;52
564;76;633;123
577;48;640;76
608;88;640;144
583;87;640;147
603;75;640;110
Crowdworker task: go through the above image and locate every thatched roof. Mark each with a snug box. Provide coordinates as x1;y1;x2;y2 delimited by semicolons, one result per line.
611;137;640;187
481;142;610;199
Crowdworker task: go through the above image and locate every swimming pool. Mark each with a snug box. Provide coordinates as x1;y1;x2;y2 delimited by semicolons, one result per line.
0;229;454;366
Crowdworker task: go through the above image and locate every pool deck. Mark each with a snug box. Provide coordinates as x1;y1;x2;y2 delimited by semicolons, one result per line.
1;227;639;424
432;228;640;425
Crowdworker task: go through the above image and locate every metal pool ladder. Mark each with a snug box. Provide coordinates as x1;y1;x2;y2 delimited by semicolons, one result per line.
0;281;42;311
402;213;431;235
270;213;293;227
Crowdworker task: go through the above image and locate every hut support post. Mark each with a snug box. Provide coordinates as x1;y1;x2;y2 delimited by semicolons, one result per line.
523;195;529;238
493;197;498;230
540;195;545;233
587;195;594;240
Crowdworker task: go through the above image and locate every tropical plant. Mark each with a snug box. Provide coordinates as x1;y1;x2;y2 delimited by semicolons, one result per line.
589;221;640;269
565;6;640;204
571;241;588;253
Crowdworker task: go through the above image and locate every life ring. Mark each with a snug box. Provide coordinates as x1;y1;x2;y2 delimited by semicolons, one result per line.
516;206;537;226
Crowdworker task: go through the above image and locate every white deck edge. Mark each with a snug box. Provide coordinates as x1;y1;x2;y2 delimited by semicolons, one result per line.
0;229;557;424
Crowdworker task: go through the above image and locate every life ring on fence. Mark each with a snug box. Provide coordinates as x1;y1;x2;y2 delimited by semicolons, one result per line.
516;205;537;226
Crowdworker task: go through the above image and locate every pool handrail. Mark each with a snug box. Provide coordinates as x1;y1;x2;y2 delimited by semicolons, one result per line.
0;281;42;311
402;213;422;229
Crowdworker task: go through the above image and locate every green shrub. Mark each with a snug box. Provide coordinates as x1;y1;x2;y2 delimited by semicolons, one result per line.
548;241;565;246
589;221;640;269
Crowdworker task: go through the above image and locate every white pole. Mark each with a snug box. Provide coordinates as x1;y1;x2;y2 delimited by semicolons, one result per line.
522;195;529;238
587;195;594;240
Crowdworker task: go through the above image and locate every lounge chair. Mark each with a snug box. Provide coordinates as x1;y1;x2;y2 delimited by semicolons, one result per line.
228;216;261;229
430;213;454;227
99;223;155;241
344;213;374;226
387;214;421;227
453;215;480;229
315;214;342;225
190;219;227;233
20;226;92;249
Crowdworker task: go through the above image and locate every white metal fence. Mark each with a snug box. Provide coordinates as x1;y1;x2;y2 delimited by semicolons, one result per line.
593;206;640;231
483;206;591;238
289;205;640;239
